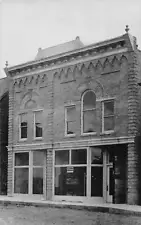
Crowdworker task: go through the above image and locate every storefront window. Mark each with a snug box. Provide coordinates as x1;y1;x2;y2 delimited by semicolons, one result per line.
55;167;86;196
14;151;45;195
14;153;29;194
15;152;29;166
91;147;103;164
33;168;43;194
33;151;44;166
71;149;87;164
54;149;87;196
55;150;69;165
14;168;29;194
32;151;44;194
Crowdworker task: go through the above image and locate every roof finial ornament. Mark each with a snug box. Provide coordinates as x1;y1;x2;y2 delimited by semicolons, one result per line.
125;25;129;33
5;61;8;67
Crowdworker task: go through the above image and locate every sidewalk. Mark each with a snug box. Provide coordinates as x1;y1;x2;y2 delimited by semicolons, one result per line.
0;195;141;216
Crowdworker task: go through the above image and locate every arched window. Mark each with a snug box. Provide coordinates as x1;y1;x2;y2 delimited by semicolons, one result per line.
82;90;96;134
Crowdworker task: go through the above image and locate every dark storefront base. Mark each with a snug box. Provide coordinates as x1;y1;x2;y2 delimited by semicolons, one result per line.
105;144;127;204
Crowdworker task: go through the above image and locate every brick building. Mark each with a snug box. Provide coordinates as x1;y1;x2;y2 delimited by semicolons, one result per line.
4;28;141;205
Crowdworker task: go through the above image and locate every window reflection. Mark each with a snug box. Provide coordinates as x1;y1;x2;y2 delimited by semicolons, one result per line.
55;150;69;165
91;167;103;197
91;147;103;164
55;167;86;196
71;149;87;164
14;168;28;194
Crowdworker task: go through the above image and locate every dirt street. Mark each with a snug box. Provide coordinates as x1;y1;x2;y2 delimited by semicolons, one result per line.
0;205;140;225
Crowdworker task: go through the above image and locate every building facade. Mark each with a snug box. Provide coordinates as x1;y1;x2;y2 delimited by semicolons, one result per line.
4;29;141;205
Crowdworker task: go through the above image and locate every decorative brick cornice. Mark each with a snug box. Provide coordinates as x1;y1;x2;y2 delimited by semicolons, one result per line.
5;38;127;78
10;136;134;151
12;53;128;88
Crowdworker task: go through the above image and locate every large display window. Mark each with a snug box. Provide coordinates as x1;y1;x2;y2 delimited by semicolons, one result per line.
14;151;45;196
54;147;104;199
54;149;87;196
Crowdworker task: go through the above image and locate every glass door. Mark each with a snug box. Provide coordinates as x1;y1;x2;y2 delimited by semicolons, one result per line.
91;147;103;198
106;151;114;203
32;151;45;197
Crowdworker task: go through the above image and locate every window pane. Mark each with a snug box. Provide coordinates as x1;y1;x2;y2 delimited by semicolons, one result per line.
33;151;44;166
14;168;28;194
21;126;27;139
21;113;27;123
83;110;96;133
67;106;76;122
91;147;103;164
55;167;86;196
35;111;42;123
67;121;75;135
109;167;114;195
71;149;87;164
104;116;114;131
55;150;69;165
83;91;96;110
91;167;103;197
33;168;43;194
104;101;114;116
36;123;42;137
15;153;29;166
21;122;27;127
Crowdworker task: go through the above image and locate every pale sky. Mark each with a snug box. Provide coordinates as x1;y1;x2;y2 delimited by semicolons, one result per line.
0;0;141;78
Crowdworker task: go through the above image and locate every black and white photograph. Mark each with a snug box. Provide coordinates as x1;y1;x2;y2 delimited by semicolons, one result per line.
0;0;141;224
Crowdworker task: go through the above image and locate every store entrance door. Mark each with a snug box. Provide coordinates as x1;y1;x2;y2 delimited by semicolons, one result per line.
106;164;114;203
106;151;114;203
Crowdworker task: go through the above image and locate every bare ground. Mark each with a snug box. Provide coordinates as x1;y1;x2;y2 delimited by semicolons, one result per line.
0;205;140;225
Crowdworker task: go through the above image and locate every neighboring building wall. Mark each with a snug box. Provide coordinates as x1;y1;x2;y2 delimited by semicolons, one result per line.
0;78;8;195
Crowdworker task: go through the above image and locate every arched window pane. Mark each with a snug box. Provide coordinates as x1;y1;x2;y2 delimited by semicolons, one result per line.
83;91;96;110
83;110;96;133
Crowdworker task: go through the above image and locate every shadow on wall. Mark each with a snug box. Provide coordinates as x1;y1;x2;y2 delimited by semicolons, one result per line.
136;112;141;205
0;92;8;195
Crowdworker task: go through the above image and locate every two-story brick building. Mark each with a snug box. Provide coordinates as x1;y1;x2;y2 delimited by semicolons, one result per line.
4;27;141;205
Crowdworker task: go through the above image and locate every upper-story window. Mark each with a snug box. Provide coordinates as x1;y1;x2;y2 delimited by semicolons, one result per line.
65;105;76;136
82;90;96;134
20;113;27;140
102;100;114;133
34;110;43;139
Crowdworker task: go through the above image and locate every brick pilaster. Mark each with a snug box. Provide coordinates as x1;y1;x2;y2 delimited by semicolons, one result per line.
46;74;54;200
46;80;54;142
127;51;139;204
7;149;13;196
46;149;53;200
7;79;14;196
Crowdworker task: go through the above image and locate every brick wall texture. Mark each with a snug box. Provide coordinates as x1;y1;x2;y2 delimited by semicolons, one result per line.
6;33;141;205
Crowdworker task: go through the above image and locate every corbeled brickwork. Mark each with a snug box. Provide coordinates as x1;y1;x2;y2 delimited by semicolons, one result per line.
46;149;53;200
7;79;14;196
7;149;13;196
127;51;140;204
